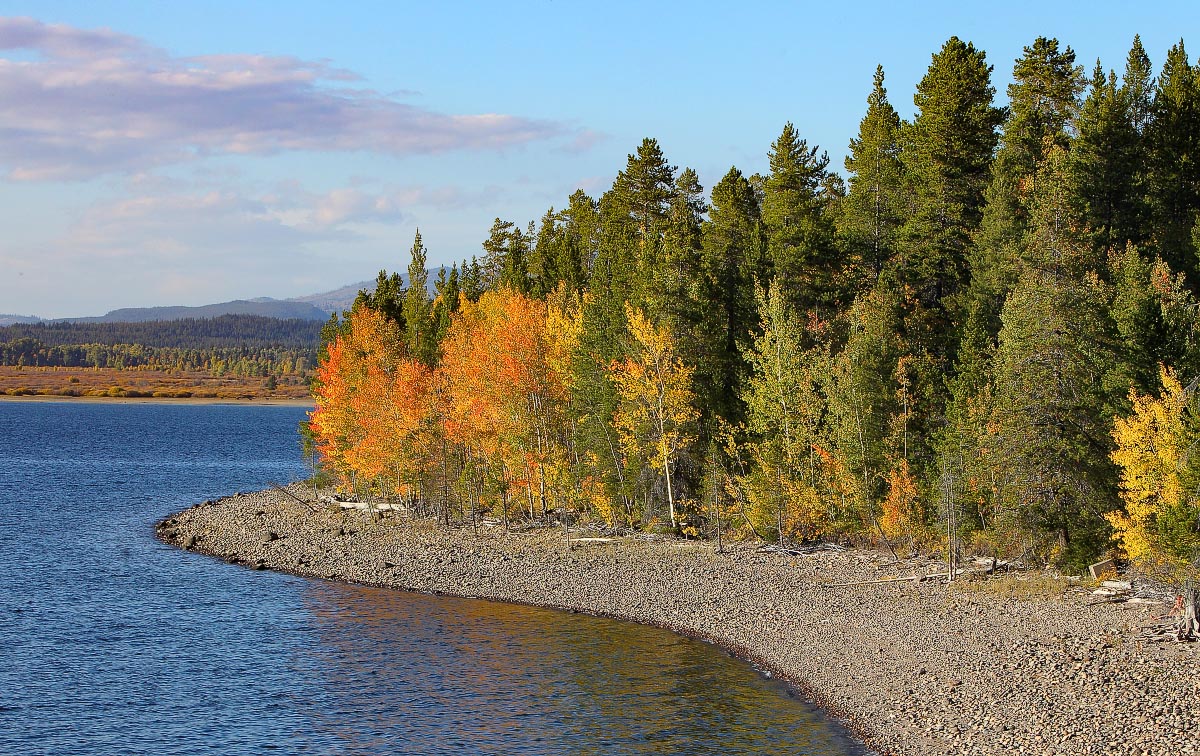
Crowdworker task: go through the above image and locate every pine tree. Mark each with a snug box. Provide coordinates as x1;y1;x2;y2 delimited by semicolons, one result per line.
701;166;765;426
989;146;1119;570
403;230;435;366
899;37;1004;316
610;138;677;245
1146;40;1200;282
960;37;1084;395
762;123;837;314
842;65;905;285
1071;62;1144;256
481;218;532;294
897;37;1004;488
430;264;461;358
355;269;406;328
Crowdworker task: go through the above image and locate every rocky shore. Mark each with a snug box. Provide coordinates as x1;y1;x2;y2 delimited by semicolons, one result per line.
158;486;1198;756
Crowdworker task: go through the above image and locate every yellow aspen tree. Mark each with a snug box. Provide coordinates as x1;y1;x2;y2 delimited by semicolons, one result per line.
1107;367;1200;578
609;304;698;529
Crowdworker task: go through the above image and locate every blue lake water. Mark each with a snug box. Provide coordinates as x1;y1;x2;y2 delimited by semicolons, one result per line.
0;400;869;755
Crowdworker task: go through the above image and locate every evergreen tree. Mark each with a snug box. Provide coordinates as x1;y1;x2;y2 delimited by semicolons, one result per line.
355;269;406;329
1071;62;1144;256
701;166;765;426
609;138;676;244
989;146;1119;570
1146;40;1200;282
842;65;905;285
402;230;435;365
898;37;1004;484
481;219;532;294
430;264;461;358
898;37;1004;316
762;122;837;314
960;38;1084;395
650;169;707;339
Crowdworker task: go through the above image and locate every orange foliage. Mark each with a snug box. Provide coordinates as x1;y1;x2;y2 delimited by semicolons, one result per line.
439;290;567;515
309;308;404;489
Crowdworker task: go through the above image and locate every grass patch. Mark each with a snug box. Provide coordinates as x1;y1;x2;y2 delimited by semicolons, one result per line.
951;571;1071;601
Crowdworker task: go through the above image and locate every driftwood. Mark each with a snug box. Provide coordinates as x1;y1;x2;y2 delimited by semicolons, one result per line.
268;481;317;513
757;543;846;557
1135;585;1200;642
827;566;996;588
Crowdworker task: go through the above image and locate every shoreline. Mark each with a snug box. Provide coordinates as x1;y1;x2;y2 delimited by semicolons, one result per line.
0;394;313;407
158;486;1197;756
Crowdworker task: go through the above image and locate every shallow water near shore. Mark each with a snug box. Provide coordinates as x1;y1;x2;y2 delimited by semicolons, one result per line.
0;401;868;755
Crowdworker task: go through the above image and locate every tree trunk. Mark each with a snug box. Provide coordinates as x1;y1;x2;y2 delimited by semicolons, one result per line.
1178;582;1199;641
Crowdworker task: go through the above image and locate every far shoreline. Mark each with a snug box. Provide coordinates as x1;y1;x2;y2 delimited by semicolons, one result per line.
0;394;314;407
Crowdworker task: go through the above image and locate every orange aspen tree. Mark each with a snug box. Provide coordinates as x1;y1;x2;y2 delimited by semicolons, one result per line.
609;304;698;529
309;307;402;491
348;356;435;500
440;290;566;523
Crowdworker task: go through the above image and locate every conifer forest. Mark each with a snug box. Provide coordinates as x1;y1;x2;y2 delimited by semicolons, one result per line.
308;36;1200;577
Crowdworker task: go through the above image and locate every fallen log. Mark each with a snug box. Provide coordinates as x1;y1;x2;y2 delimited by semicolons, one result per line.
268;481;317;513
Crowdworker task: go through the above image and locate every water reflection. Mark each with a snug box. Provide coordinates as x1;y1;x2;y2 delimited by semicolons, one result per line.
295;582;868;756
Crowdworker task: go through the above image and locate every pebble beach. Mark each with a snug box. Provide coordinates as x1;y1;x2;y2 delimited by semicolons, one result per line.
157;486;1199;756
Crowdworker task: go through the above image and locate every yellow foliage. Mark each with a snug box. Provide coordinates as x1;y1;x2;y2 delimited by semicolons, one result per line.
609;305;698;527
1107;367;1193;571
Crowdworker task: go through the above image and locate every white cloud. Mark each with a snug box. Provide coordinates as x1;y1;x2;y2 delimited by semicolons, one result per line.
0;16;576;180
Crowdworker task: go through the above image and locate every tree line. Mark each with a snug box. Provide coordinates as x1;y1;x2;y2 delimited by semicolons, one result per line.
309;35;1200;576
0;314;323;349
0;315;320;377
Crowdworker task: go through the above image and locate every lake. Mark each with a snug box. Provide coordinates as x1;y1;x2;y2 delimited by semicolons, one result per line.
0;400;869;755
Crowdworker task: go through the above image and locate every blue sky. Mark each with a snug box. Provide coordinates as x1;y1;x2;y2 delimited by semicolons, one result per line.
0;1;1195;317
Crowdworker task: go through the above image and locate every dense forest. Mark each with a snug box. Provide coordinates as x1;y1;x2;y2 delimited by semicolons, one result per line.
309;36;1200;577
0;315;320;376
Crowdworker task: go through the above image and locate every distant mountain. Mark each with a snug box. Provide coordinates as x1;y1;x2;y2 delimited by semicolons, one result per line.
287;269;444;314
0;314;43;326
286;280;374;314
67;299;329;323
13;271;445;324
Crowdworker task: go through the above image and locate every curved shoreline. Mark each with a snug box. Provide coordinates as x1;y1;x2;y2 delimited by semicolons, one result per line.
158;486;1197;756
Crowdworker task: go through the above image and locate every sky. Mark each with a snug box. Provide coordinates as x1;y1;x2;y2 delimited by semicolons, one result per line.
0;1;1195;318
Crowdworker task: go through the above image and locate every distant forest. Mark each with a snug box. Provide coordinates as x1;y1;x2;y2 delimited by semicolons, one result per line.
313;35;1199;576
0;315;321;376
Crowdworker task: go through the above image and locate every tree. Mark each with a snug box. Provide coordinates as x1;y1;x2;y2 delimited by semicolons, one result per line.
1071;61;1145;256
989;147;1120;569
440;289;566;525
899;36;1004;319
842;65;905;284
309;307;403;492
1145;40;1200;282
739;282;830;543
355;269;406;328
1108;367;1200;581
825;282;903;518
403;230;436;365
481;219;532;294
762;122;836;313
609;305;698;530
610;138;676;245
430;264;461;356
